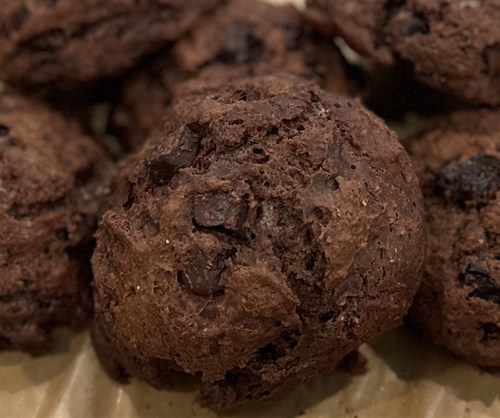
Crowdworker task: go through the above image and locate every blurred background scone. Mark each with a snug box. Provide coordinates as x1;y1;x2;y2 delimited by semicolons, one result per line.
112;0;359;150
408;109;500;368
306;0;500;105
0;90;113;353
0;0;222;88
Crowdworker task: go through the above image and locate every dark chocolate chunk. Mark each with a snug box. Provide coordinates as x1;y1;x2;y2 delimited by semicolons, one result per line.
0;124;10;137
459;263;500;305
481;322;500;342
177;252;227;297
436;155;500;203
146;124;203;185
193;194;247;233
398;14;429;37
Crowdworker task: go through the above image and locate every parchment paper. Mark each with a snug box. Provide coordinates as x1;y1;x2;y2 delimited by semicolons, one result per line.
1;328;499;418
1;1;499;417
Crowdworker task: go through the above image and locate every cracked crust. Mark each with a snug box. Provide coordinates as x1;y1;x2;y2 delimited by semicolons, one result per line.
92;75;424;410
306;0;500;105
0;90;114;353
112;0;357;150
408;109;500;368
0;0;222;87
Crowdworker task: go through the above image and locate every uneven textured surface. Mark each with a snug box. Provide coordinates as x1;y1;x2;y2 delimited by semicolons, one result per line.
0;0;221;87
0;90;113;353
92;75;424;410
409;110;500;368
306;0;500;105
113;0;356;150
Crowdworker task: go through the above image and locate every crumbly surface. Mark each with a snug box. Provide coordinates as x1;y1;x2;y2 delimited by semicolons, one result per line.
408;110;500;368
113;0;355;150
92;75;424;410
0;0;221;87
306;0;500;105
0;90;113;353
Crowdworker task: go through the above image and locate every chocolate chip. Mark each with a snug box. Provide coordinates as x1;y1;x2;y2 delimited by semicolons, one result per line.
256;343;280;362
0;125;10;137
56;228;69;241
483;44;500;77
465;263;489;277
250;147;269;164
481;322;500;342
266;126;279;136
122;182;135;211
219;25;264;64
399;14;429;36
177;251;228;297
385;0;406;13
233;90;247;101
193;194;247;233
311;207;325;221
23;28;66;52
435;155;500;203
146;123;203;185
458;263;500;304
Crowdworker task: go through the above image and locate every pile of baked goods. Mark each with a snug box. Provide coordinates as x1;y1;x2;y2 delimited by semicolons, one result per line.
0;0;498;411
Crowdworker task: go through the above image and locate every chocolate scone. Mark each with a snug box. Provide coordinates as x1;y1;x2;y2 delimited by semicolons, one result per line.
0;90;113;353
113;0;356;150
306;0;500;105
0;0;221;87
92;75;425;410
408;110;500;368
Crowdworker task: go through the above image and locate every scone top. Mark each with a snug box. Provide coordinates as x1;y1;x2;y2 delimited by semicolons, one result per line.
92;75;425;410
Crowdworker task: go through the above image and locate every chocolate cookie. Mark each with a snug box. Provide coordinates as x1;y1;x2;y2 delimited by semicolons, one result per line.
0;90;113;353
112;0;357;150
408;110;500;368
0;0;221;87
92;75;425;409
306;0;500;105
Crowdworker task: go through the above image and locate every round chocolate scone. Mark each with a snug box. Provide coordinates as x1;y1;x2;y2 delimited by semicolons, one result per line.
0;90;113;353
0;0;221;87
112;0;357;150
408;110;500;368
92;75;425;410
306;0;500;105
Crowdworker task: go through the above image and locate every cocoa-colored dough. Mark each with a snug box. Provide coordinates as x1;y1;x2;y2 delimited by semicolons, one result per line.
112;0;357;150
0;90;113;353
306;0;500;105
408;110;500;368
0;0;221;87
92;75;425;410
